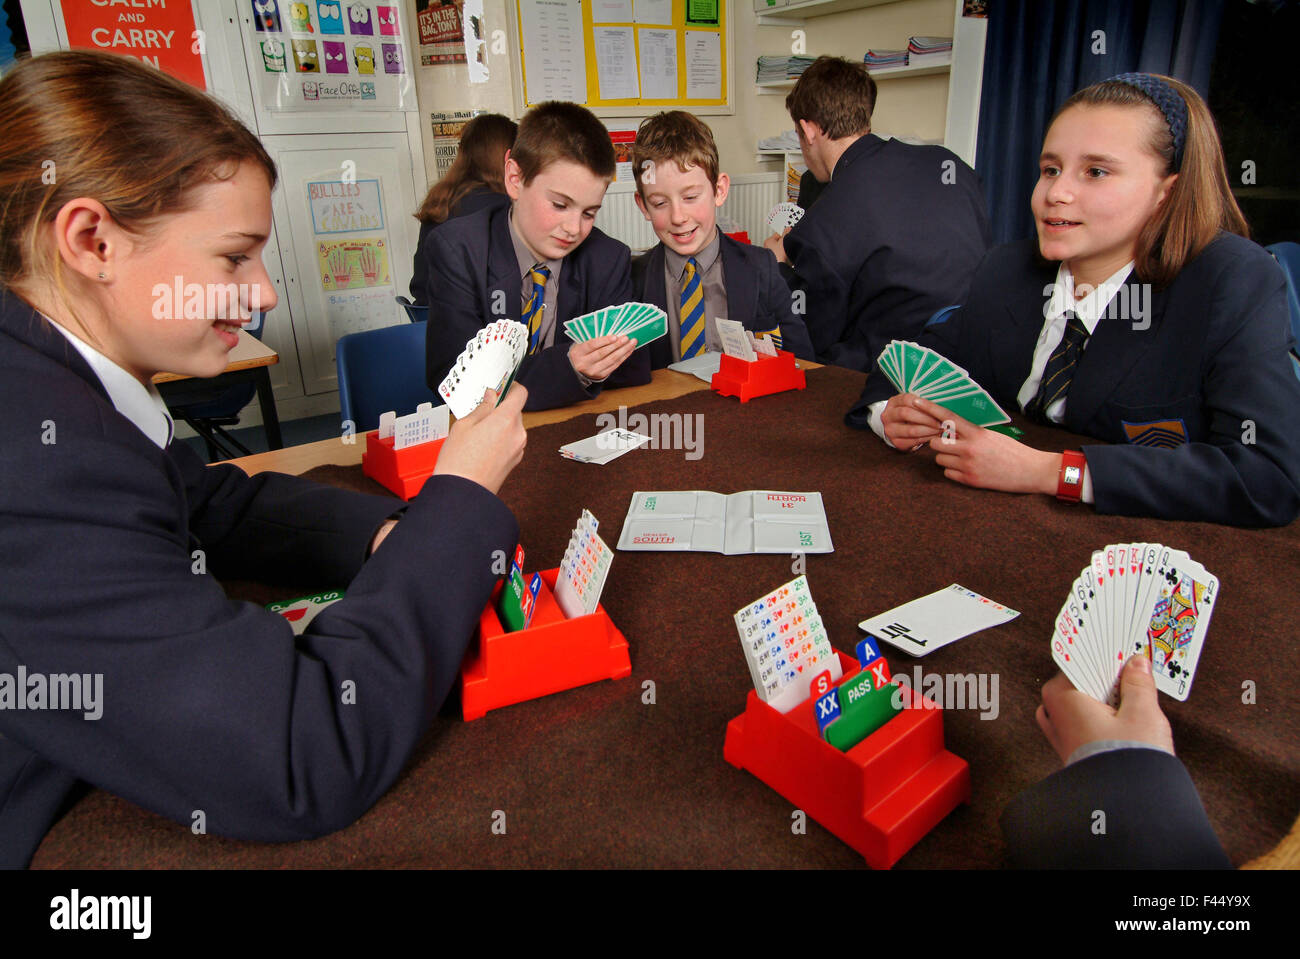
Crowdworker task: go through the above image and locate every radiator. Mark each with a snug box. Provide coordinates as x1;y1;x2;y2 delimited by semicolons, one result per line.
597;173;784;253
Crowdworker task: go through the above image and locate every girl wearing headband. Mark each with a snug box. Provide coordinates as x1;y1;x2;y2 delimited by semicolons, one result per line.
852;73;1300;527
0;52;528;866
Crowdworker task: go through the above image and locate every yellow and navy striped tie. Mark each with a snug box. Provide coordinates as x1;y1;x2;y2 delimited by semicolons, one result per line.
523;264;550;354
679;257;705;359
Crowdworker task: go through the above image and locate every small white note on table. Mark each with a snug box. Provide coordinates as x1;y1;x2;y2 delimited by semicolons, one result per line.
858;584;1020;657
667;352;722;382
559;428;650;465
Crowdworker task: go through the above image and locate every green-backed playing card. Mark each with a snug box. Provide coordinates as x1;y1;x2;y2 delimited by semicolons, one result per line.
876;339;1012;428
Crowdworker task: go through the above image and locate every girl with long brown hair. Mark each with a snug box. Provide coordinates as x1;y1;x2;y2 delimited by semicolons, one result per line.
0;51;526;866
409;113;516;303
856;73;1300;527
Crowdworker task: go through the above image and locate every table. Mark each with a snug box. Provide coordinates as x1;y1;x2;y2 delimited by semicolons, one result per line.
154;329;283;452
31;366;1299;868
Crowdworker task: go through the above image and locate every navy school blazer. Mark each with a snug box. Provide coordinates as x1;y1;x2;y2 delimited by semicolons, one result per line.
849;233;1300;528
409;187;511;306
1001;748;1230;869
630;231;815;369
782;134;992;373
0;290;518;866
422;203;651;411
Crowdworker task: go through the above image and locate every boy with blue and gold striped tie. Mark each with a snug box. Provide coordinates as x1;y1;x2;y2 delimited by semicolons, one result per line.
629;111;814;367
422;102;651;411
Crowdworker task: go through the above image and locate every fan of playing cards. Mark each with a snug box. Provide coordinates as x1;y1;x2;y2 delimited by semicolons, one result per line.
767;201;805;234
1052;543;1219;704
876;339;1011;428
437;319;528;418
564;302;668;348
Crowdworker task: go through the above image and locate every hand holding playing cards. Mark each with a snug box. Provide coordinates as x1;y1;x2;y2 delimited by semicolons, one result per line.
881;393;946;449
569;334;636;381
762;229;789;264
1037;656;1174;765
433;385;528;495
920;399;1060;495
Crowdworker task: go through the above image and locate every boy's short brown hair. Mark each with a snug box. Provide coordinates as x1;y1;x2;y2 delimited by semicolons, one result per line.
631;111;720;195
785;56;877;139
510;101;616;183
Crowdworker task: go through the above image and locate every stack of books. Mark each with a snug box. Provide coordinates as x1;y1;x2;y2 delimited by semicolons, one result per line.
906;35;953;67
864;49;908;69
756;54;816;82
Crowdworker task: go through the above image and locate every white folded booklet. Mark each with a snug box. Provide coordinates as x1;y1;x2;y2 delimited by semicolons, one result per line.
616;490;833;555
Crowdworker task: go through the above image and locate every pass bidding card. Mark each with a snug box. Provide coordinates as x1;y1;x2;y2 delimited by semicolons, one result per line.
437;319;528;418
1051;543;1218;704
876;339;1011;427
858;584;1019;657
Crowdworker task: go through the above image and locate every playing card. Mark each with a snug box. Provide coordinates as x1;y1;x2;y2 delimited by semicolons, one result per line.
766;201;805;234
858;584;1019;657
874;341;1010;427
267;590;344;636
1053;544;1218;703
438;320;527;418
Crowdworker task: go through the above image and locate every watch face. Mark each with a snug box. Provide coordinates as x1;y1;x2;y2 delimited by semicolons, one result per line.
1064;465;1081;485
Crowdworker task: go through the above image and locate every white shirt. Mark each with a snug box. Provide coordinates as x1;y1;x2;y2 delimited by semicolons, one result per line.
45;316;175;449
866;261;1136;504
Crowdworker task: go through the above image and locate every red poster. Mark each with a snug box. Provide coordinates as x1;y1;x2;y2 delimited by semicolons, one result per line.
61;0;206;90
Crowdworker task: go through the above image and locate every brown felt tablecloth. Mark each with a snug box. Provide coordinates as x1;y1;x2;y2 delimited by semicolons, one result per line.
32;366;1300;869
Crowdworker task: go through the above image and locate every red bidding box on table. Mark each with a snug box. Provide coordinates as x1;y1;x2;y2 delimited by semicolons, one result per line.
724;650;970;869
460;568;631;721
361;429;445;500
711;349;807;402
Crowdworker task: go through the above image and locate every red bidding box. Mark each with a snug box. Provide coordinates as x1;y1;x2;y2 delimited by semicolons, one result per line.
460;568;631;721
710;349;807;402
724;650;970;869
361;430;445;500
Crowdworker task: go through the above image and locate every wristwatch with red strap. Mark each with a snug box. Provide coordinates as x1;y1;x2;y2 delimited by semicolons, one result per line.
1057;450;1086;502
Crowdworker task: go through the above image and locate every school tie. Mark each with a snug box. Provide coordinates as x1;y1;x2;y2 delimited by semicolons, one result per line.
522;264;550;355
1025;311;1089;424
679;257;706;359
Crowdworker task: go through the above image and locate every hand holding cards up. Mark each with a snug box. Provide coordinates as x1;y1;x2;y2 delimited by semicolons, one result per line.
767;201;805;235
437;320;528;418
876;340;1010;428
1051;543;1219;704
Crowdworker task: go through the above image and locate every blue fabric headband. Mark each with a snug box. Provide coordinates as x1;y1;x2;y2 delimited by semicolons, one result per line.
1105;73;1188;171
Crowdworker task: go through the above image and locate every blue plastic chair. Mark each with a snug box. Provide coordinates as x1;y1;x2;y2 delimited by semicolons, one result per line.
336;321;441;434
1265;242;1300;382
395;295;428;323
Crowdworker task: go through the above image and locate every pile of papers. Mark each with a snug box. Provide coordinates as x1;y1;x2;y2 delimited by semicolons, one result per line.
864;49;908;68
757;129;802;151
907;35;953;67
756;55;816;82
